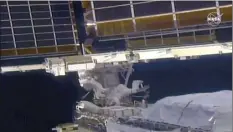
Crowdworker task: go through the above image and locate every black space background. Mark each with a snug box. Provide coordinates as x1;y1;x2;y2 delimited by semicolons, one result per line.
0;54;232;132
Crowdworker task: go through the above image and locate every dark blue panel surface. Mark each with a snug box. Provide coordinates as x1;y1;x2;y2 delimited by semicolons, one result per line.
11;12;30;20
1;21;11;27
51;4;69;11
216;27;232;42
56;32;74;39
15;34;34;42
0;5;8;12
1;13;9;20
134;1;172;17
29;1;49;5
8;1;28;5
9;6;29;12
15;41;35;48
54;25;72;32
33;19;52;26
57;38;74;45
1;28;12;35
219;1;232;6
52;11;70;18
53;18;71;24
14;27;33;34
12;20;32;27
179;32;193;37
95;5;131;21
163;33;177;38
93;39;127;53
50;1;69;4
93;1;130;8
31;12;50;18
30;5;50;12
36;33;54;40
37;40;55;47
174;1;216;12
1;35;13;43
0;42;15;49
195;30;210;35
34;26;53;33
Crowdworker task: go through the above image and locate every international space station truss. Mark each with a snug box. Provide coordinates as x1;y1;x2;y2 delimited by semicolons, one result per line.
1;1;232;131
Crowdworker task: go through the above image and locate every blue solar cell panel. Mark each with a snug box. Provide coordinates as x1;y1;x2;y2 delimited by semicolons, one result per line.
30;5;50;12
33;19;52;26
1;35;13;43
134;1;172;17
1;13;9;20
34;26;53;33
54;25;73;32
12;20;32;27
1;21;11;27
0;0;77;51
15;34;34;42
10;6;29;13
1;42;15;49
53;18;71;25
8;1;28;5
216;27;232;42
14;27;33;34
57;38;74;45
51;4;70;11
52;11;70;18
31;12;50;18
174;1;216;12
93;1;130;8
56;32;74;39
95;5;131;21
29;1;49;5
219;1;232;6
35;33;54;40
11;12;30;19
1;28;12;35
16;41;35;48
37;40;55;47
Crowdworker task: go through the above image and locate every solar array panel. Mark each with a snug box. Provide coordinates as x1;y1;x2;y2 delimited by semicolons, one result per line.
92;1;217;22
0;1;79;58
84;1;232;53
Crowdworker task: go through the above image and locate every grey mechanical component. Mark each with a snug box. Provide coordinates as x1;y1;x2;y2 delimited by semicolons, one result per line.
44;57;66;76
125;51;140;63
116;117;213;132
52;123;79;132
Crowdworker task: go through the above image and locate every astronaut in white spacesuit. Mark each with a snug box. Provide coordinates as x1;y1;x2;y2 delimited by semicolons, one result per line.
82;77;149;106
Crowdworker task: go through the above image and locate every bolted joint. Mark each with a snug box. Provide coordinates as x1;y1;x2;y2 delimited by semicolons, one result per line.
44;57;66;76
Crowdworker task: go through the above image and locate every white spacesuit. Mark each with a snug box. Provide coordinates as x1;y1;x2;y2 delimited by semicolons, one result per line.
82;78;149;106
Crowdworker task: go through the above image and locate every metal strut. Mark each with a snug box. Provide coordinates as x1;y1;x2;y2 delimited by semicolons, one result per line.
124;64;133;86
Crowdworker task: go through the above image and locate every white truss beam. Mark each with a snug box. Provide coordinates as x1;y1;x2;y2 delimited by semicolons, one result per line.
1;42;232;76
